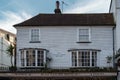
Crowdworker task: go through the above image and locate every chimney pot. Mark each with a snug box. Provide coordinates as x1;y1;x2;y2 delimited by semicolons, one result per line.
56;1;60;9
54;1;61;14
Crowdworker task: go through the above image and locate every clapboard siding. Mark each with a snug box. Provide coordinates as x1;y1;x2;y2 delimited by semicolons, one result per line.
116;10;120;50
110;0;120;51
117;0;120;8
16;26;114;68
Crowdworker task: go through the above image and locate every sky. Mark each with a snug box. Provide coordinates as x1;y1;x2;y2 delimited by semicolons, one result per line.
0;0;111;34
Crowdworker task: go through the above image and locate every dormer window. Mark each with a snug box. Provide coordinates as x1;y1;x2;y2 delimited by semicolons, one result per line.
30;29;40;43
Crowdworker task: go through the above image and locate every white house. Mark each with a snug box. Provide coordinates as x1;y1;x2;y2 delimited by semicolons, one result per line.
109;0;120;80
14;0;117;69
110;0;120;66
110;0;120;53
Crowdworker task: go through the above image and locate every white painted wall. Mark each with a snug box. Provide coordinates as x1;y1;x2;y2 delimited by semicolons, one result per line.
118;72;120;80
110;0;120;52
0;37;11;67
116;9;120;51
16;26;114;68
116;0;120;8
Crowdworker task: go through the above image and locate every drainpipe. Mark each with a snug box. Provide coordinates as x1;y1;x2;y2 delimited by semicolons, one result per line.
112;27;115;68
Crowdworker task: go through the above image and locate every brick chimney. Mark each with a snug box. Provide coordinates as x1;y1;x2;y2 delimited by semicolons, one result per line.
54;1;61;14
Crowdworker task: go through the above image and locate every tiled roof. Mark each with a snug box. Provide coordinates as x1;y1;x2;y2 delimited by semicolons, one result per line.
14;13;115;27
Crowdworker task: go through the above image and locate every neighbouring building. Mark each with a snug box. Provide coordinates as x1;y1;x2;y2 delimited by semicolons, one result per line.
0;29;16;68
110;0;120;80
12;0;120;80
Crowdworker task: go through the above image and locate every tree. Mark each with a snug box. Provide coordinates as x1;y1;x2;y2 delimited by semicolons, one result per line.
6;44;14;67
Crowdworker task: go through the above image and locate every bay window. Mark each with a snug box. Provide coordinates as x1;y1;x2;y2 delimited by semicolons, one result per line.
71;50;99;67
20;48;48;67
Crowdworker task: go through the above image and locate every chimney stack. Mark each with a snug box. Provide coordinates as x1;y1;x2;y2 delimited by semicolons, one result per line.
54;1;61;14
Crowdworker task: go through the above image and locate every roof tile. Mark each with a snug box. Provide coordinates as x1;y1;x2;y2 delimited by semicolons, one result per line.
14;13;115;27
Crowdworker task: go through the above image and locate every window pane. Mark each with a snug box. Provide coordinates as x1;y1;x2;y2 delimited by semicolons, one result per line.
79;29;89;42
78;51;82;66
37;50;44;66
79;29;89;35
92;51;97;67
72;52;77;66
31;29;40;41
21;50;24;66
79;35;89;41
80;51;90;67
26;50;36;66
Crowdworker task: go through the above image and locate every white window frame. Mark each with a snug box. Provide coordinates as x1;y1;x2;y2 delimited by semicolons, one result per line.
77;27;91;42
71;50;98;67
19;49;46;68
29;28;40;42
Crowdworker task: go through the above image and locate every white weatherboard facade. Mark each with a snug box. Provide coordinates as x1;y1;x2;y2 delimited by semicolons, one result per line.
15;0;120;69
16;26;114;68
110;0;120;80
110;0;120;51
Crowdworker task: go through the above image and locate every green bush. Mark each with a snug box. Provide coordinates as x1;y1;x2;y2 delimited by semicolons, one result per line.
9;66;17;71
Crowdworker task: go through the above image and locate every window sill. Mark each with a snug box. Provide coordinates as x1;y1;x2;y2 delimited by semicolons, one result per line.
76;41;91;43
29;41;41;43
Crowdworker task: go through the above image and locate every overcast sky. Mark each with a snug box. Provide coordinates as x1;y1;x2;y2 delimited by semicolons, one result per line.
0;0;111;34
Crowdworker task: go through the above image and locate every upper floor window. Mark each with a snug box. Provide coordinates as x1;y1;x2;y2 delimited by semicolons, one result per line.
78;28;91;42
30;29;40;42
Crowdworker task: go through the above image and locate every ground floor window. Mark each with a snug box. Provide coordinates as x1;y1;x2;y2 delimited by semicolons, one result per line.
20;48;48;67
71;50;98;67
